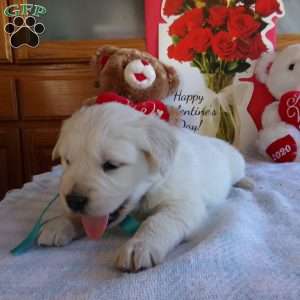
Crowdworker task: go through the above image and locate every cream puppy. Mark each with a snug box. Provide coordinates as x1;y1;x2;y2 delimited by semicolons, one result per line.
38;103;247;272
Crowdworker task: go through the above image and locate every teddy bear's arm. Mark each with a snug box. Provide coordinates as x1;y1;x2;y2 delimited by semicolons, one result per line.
83;96;97;107
261;102;281;128
167;106;181;127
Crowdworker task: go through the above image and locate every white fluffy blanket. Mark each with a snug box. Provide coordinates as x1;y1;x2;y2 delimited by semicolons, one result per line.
0;158;299;300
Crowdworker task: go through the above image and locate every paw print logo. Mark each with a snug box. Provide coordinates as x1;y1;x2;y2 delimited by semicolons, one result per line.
5;16;45;48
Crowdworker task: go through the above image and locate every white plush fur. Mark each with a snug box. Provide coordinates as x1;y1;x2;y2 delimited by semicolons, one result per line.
266;45;300;99
39;103;246;272
255;45;300;161
255;52;276;84
261;102;282;128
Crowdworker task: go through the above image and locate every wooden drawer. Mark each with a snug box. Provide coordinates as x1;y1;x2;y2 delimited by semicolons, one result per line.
19;78;97;119
22;127;61;181
17;64;98;120
0;79;18;120
0;128;23;199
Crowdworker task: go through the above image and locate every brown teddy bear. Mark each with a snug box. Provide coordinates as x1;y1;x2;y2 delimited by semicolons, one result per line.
87;46;180;125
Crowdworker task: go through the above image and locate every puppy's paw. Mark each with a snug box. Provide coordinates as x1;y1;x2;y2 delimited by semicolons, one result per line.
235;177;255;191
38;217;77;247
115;239;163;272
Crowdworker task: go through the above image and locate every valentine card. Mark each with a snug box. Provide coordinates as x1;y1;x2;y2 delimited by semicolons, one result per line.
145;0;285;150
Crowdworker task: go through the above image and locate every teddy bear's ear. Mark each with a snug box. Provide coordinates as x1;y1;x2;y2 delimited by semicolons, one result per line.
91;45;119;87
255;52;277;83
164;64;180;95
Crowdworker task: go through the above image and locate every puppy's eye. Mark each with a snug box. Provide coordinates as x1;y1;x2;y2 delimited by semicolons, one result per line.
65;159;71;166
102;161;119;172
289;64;295;71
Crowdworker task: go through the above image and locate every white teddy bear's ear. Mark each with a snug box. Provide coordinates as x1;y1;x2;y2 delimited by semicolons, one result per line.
255;52;277;83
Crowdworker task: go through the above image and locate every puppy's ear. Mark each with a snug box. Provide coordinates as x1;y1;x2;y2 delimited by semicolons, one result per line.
52;137;61;161
52;142;60;161
52;133;63;161
138;117;178;176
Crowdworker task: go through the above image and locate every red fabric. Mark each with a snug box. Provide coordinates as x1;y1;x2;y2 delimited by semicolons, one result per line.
266;134;297;163
256;0;282;17
145;0;164;57
240;75;275;130
279;91;300;131
266;16;278;45
96;92;170;122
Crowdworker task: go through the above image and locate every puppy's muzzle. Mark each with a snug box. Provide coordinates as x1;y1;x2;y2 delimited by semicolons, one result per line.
66;193;88;213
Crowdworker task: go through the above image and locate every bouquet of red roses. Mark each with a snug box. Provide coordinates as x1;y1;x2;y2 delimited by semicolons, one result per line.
164;0;282;143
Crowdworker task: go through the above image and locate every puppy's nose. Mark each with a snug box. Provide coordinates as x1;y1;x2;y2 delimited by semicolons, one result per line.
66;193;88;213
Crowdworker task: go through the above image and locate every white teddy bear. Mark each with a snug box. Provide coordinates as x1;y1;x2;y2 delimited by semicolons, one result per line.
255;44;300;163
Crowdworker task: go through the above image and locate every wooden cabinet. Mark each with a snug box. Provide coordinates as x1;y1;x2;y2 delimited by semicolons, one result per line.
0;78;18;120
0;1;12;63
0;1;146;198
22;127;60;181
0;128;22;199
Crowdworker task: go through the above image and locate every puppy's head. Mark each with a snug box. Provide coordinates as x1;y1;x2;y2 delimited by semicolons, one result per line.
53;104;177;227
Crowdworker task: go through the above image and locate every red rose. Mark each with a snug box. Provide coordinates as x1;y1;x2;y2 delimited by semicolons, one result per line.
183;8;205;32
256;0;282;17
228;6;247;18
212;31;237;61
236;35;267;60
168;38;194;62
236;38;250;60
248;34;267;60
169;8;204;38
186;28;212;53
208;6;228;27
228;13;261;38
169;17;188;38
163;0;185;17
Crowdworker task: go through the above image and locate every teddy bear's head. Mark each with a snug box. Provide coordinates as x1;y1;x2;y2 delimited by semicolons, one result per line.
255;44;300;99
92;46;179;102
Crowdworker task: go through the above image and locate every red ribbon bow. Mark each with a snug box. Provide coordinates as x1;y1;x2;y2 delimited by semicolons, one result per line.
95;92;170;122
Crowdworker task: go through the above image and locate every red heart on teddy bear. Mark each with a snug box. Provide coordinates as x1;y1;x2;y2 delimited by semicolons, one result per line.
279;91;300;131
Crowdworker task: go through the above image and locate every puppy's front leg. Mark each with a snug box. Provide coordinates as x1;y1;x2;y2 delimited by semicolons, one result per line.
38;215;85;247
116;209;191;272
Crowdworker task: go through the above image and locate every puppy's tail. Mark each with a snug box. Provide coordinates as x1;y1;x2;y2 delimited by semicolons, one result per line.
234;177;255;191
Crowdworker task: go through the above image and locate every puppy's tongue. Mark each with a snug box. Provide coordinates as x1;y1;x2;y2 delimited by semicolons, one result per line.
81;215;108;240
